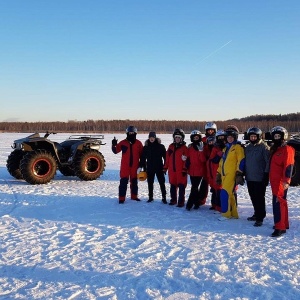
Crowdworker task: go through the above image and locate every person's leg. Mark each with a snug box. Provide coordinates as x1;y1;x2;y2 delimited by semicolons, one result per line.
220;174;236;218
247;181;256;219
129;167;139;200
119;177;129;202
273;188;288;230
186;176;200;210
198;177;209;205
156;171;167;201
254;182;267;222
147;172;155;201
169;184;177;205
177;183;186;207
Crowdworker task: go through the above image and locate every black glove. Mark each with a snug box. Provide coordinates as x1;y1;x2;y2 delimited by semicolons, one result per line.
235;171;245;186
216;173;222;185
182;171;187;177
263;172;269;186
112;137;118;146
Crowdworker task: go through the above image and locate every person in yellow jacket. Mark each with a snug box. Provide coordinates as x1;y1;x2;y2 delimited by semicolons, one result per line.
216;125;245;220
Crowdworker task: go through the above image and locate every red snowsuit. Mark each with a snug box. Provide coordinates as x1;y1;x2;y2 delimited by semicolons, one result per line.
112;139;143;201
269;144;295;230
185;144;206;209
164;142;188;206
207;145;223;211
187;145;206;177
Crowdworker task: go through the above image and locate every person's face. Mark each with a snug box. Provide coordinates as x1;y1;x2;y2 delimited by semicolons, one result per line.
227;135;234;143
149;137;155;143
249;135;257;141
193;136;200;141
274;133;281;140
174;135;182;143
206;129;214;136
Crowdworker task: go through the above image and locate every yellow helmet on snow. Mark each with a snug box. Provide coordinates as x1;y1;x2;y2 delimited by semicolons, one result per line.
137;171;147;181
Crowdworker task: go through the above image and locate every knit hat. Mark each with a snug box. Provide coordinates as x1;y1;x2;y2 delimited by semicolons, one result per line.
149;131;156;138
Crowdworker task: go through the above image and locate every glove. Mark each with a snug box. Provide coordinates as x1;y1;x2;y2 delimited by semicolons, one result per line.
235;171;245;186
197;142;204;151
263;172;269;186
181;155;187;161
112;137;118;146
137;167;142;174
182;171;187;177
163;169;167;175
216;173;222;186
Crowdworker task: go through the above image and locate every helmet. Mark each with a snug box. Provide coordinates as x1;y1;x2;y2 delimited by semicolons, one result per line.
226;125;239;133
225;125;239;139
173;128;185;141
126;126;137;134
271;126;288;141
207;135;216;144
216;129;227;147
205;122;217;133
137;171;147;181
216;129;227;138
247;127;262;140
190;130;202;142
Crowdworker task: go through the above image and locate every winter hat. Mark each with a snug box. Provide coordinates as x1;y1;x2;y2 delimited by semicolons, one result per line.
149;131;156;138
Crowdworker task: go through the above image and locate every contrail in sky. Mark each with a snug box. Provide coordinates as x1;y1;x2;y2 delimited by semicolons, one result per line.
198;40;232;63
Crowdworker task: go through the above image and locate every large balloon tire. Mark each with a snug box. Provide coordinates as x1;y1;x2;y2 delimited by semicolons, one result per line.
73;150;105;181
6;149;24;179
290;151;300;186
59;165;75;176
20;150;57;184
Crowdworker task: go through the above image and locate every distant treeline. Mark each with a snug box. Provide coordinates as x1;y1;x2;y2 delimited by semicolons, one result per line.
1;113;300;134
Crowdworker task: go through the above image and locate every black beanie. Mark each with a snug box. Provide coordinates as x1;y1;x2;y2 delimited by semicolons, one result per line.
149;131;156;138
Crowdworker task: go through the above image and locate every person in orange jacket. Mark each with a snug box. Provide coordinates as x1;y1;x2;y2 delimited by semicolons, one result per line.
269;126;295;237
185;130;206;210
163;129;188;207
112;126;143;204
207;129;227;212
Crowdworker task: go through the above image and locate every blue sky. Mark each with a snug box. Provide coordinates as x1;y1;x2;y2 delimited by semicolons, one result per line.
1;0;299;122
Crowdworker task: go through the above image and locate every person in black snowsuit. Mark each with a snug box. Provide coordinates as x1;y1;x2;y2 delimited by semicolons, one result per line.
140;132;167;203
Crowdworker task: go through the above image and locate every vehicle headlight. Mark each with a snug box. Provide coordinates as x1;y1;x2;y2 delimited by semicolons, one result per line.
13;143;22;150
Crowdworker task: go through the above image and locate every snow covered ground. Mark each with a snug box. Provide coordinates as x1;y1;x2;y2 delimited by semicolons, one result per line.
0;132;300;299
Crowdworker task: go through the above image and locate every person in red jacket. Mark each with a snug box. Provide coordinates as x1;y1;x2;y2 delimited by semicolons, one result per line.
163;129;188;207
112;126;143;204
269;126;295;237
207;129;227;212
185;130;206;210
200;122;218;205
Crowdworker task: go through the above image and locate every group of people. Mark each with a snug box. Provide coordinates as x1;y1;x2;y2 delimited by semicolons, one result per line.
111;123;295;237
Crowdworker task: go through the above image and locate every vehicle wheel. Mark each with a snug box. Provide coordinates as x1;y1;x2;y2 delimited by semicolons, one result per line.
58;165;75;176
73;150;105;181
6;150;24;179
290;151;300;186
20;150;57;184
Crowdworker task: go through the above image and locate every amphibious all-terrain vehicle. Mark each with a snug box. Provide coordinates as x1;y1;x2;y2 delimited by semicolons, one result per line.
7;132;106;184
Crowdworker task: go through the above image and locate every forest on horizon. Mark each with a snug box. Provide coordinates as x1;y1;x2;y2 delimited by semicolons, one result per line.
1;112;300;134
